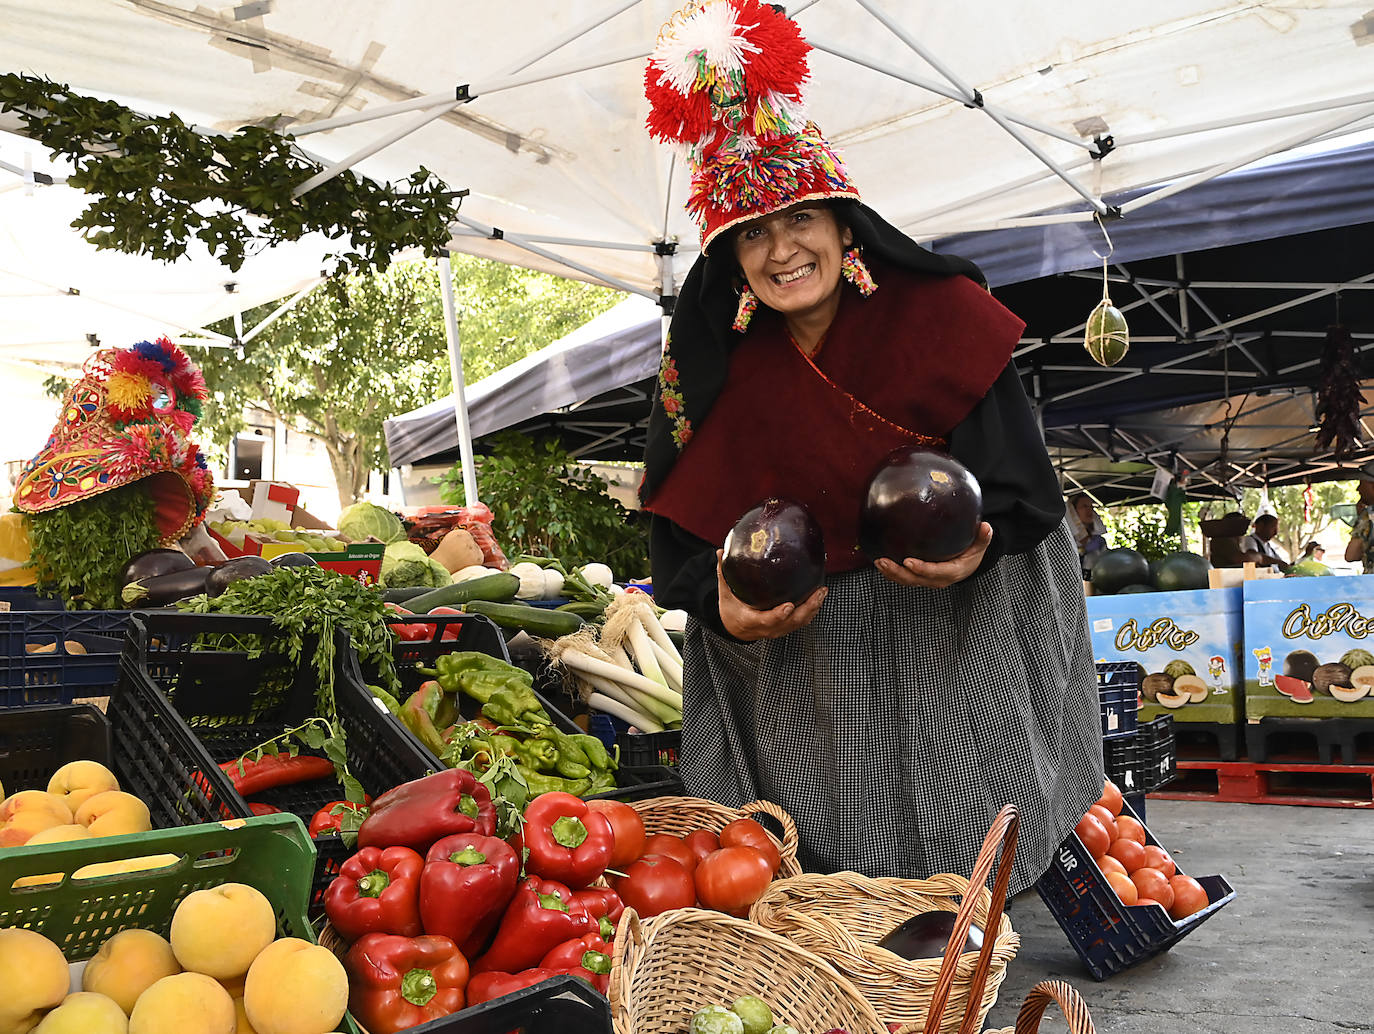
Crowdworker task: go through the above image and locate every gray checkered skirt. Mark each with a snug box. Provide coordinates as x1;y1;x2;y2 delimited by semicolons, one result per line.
680;522;1104;896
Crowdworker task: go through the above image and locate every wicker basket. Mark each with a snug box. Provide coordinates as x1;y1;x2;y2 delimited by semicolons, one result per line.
609;907;887;1034
748;805;1022;1034
628;796;802;879
985;980;1097;1034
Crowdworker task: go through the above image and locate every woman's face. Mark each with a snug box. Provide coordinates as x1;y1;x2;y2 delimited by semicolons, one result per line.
732;203;852;328
1074;497;1096;526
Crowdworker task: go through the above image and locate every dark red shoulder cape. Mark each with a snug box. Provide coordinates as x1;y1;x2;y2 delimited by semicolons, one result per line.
643;267;1024;572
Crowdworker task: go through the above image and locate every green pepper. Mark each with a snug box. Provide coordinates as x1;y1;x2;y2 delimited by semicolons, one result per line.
586;769;617;795
481;685;548;731
421;653;534;702
402;683;457;758
531;727;592;780
368;684;404;717
571;733;614;772
512;737;561;773
517;767;593;797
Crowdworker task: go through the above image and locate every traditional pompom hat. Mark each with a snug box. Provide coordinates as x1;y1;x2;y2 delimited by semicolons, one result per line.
645;0;860;252
14;337;215;544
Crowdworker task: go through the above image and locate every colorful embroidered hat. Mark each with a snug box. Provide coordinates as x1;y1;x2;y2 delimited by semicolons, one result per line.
645;0;861;253
14;338;215;544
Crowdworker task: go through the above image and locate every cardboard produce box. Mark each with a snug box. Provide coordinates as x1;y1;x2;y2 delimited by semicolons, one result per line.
1086;587;1243;724
208;481;384;585
1242;574;1374;718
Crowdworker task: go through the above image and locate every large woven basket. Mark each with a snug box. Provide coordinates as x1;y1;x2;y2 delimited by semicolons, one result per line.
750;870;1019;1032
609;906;887;1034
628;796;802;879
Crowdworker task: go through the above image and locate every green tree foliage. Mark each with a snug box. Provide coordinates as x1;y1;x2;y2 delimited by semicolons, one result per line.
433;432;649;579
1236;482;1358;564
193;258;620;508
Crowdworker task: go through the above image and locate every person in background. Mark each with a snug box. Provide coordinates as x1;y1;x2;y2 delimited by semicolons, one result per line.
1300;541;1325;563
1066;492;1109;578
1344;462;1374;573
1241;513;1288;570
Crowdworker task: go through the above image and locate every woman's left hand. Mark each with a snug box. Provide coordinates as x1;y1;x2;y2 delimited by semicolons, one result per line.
874;522;993;588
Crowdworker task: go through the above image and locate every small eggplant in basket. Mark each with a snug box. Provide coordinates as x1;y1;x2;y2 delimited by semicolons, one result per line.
121;565;213;607
205;555;275;597
875;910;983;960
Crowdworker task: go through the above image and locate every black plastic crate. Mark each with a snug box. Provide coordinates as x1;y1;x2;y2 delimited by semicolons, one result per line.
1139;714;1178;791
109;611;437;908
0;608;132;706
1103;734;1143;797
617;728;680;769
412;975;610;1034
1036;797;1234;980
1096;661;1140;740
0;704;112;792
387;612;510;669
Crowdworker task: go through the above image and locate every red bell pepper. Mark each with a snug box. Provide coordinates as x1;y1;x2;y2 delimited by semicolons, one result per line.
538;932;613;993
472;877;596;974
466;968;558;1006
522;792;613;889
324;846;424;941
357;768;496;853
428;607;465;641
386;603;460;642
420;833;521;958
308;799;369;838
219;754;335;796
569;887;624;940
345;933;469;1034
247;802;281;816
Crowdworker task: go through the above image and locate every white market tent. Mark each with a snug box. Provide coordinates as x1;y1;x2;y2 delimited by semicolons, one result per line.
4;1;1374;497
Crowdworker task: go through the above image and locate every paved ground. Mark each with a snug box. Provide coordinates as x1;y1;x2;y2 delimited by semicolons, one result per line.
980;799;1374;1033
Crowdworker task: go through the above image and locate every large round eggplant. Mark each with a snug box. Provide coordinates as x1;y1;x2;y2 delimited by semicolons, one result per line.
119;548;194;589
721;498;826;611
875;910;983;960
205;555;275;597
121;566;213;607
269;551;319;568
859;446;983;564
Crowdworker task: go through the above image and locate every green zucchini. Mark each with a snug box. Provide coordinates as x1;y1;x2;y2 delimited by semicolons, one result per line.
381;585;434;604
461;599;584;638
407;572;522;613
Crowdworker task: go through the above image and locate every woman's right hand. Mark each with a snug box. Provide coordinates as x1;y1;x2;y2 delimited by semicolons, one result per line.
715;549;827;641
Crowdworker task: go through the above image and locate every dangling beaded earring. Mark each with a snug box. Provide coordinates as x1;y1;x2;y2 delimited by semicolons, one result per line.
841;246;878;297
732;284;759;333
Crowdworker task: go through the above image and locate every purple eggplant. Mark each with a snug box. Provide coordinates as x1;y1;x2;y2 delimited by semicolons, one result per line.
721;497;826;611
205;555;274;597
875;910;983;960
121;565;212;607
859;446;983;564
119;548;194;589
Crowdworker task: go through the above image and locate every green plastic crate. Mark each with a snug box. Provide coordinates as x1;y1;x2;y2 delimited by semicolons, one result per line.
0;813;359;1034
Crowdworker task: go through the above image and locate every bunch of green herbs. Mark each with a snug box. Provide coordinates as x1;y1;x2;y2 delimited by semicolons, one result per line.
26;484;162;609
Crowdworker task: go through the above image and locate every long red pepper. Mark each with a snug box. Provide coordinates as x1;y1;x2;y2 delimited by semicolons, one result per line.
219;754;334;796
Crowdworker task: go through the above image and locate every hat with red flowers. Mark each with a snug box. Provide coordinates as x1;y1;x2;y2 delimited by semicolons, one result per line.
14;337;215;544
644;0;860;253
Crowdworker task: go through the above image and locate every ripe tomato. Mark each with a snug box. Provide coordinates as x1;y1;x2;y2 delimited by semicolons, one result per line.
641;833;698;874
1107;838;1146;873
1115;815;1147;845
1168;875;1209;920
1141;844;1176;878
1105;870;1138;905
587;799;645;870
1073;814;1111;860
1097;855;1128;878
1087;804;1116;833
1097;779;1124;817
615;856;696;917
1129;867;1174;911
683;829;720;865
694;847;774;916
719;818;781;874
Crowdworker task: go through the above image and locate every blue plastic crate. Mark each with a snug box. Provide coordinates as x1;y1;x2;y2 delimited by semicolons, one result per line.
1096;661;1140;740
1036;797;1234;980
0;586;64;611
1104;734;1142;796
0;608;132;706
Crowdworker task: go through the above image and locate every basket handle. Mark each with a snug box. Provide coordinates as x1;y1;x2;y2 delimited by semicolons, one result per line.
607;908;646;1032
1013;980;1097;1034
919;803;1021;1034
739;799;799;854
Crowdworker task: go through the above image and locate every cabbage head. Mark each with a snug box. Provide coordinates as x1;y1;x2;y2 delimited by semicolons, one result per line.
381;541;445;588
339;501;405;544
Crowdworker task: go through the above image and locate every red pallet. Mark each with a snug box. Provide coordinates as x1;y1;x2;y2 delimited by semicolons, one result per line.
1150;759;1374;808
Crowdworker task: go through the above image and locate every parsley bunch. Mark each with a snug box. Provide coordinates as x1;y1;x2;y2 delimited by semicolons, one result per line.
26;484;162;609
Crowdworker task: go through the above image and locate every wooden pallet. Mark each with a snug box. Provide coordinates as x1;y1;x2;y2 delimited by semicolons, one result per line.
1150;759;1374;808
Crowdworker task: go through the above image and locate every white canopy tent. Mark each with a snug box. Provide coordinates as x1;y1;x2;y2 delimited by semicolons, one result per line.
4;0;1374;498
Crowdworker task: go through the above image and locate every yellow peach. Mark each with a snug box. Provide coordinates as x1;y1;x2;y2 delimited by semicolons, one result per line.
12;825;94;888
0;928;70;1034
83;929;182;1016
47;761;120;814
128;973;234;1034
231;998;257;1034
169;883;275;980
32;992;127;1034
0;790;74;846
74;791;150;838
243;939;348;1034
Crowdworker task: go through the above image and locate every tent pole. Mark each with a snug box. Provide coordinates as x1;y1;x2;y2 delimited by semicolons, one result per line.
241;280;322;344
438;252;480;508
291;91;457;137
293;102;458;198
1116;89;1374;148
449;213;657;298
473;45;648;96
447;228;659;252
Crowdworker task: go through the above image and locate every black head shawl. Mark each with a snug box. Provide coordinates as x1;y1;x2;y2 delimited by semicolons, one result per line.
639;200;989;504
